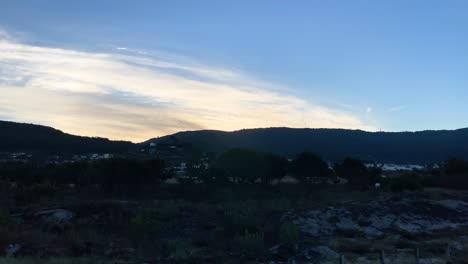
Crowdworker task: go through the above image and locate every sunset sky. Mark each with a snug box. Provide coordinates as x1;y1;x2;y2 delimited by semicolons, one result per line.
1;1;467;142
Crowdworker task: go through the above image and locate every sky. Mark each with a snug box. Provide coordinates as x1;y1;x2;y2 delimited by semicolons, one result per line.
0;0;467;142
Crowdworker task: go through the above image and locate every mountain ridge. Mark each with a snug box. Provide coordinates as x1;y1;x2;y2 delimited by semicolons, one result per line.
150;126;468;163
0;120;134;154
2;120;468;163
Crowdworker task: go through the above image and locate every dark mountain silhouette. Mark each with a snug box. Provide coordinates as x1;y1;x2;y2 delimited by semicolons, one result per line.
150;127;468;163
3;120;468;163
0;120;134;154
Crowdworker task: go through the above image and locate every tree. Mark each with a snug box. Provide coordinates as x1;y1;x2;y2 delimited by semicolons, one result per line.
200;167;230;186
263;153;289;185
334;158;381;189
439;157;468;189
444;158;468;175
290;152;332;185
214;149;268;183
214;149;288;185
89;158;166;194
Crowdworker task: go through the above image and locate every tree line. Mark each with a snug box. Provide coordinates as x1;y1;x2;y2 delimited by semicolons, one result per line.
2;149;468;199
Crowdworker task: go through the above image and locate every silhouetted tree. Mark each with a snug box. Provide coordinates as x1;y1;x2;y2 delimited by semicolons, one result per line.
290;152;332;185
215;149;268;183
263;153;289;185
334;158;381;189
214;149;289;185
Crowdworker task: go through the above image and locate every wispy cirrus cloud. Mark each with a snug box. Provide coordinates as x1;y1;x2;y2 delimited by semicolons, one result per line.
0;29;375;142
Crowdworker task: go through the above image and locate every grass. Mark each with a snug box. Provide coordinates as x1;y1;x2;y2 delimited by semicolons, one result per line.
279;222;300;246
236;230;265;256
0;258;122;264
165;238;196;260
329;239;373;255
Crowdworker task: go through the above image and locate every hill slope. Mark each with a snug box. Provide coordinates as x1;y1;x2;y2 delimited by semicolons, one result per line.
0;121;134;154
150;127;468;163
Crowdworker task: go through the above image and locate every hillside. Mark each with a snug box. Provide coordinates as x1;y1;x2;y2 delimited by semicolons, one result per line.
150;127;468;163
0;120;134;154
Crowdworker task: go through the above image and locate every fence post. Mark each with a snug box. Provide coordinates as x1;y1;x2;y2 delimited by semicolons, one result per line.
379;250;385;264
414;247;420;264
339;254;346;264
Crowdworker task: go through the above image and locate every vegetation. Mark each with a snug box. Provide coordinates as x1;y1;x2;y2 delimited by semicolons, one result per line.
279;222;300;246
236;230;264;256
151;127;468;163
290;152;333;185
334;158;382;189
2;142;468;262
0;121;133;154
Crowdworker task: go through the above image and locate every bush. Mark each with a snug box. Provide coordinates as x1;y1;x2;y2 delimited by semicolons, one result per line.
129;211;162;235
334;158;382;189
15;183;57;204
0;211;16;232
387;175;424;192
329;239;372;254
165;238;195;260
290;152;332;185
236;230;264;256
279;223;300;246
214;149;288;184
222;206;259;236
438;158;468;189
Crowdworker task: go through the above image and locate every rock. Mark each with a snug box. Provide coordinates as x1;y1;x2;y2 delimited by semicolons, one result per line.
302;246;339;260
34;209;74;230
104;241;135;259
283;198;468;238
269;244;295;261
5;244;21;257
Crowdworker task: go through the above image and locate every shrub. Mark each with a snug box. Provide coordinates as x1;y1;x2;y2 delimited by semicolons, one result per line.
214;149;288;184
0;211;16;236
129;211;162;235
290;152;332;185
329;239;371;254
279;223;300;246
14;183;57;204
166;238;195;260
334;158;382;189
222;206;259;236
236;230;264;256
327;216;340;224
387;175;423;192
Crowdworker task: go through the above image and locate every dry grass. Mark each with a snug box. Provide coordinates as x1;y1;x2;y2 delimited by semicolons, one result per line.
0;258;118;264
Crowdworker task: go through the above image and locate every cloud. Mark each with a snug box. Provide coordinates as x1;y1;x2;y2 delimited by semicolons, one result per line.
0;31;374;142
366;107;373;114
387;105;406;113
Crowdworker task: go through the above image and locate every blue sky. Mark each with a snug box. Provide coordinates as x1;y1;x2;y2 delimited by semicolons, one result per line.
0;0;467;141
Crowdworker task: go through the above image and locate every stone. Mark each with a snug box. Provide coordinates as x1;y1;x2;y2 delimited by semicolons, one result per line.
5;244;21;257
35;208;74;230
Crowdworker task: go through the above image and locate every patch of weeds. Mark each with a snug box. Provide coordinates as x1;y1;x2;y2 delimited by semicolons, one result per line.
395;239;415;249
395;229;418;240
154;199;191;221
0;257;120;264
336;228;366;238
329;239;372;255
236;230;264;256
265;198;292;213
327;216;340;224
165;238;196;260
129;211;163;235
279;222;300;246
357;218;371;227
222;207;259;236
0;210;16;231
15;184;57;204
